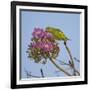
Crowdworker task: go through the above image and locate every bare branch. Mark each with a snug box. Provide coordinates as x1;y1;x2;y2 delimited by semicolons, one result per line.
64;41;77;76
58;60;69;65
24;69;41;78
74;57;80;63
40;69;44;77
50;58;72;76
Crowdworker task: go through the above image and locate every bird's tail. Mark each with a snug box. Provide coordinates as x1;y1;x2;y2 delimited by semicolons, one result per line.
67;38;71;41
65;37;71;41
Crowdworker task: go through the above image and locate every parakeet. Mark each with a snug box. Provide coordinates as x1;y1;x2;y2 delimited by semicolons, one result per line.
46;27;69;41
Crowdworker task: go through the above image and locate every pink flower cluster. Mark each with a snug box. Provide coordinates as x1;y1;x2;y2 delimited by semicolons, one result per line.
31;28;55;52
31;42;53;52
32;28;53;39
27;28;60;63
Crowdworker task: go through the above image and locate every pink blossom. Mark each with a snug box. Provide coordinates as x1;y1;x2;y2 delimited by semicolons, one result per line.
42;42;52;52
32;28;44;38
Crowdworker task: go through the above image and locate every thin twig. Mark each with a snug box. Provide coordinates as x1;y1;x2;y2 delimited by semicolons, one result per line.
64;41;77;76
58;60;69;65
74;69;80;75
40;69;44;78
55;59;80;75
24;69;41;78
74;57;80;63
50;58;72;76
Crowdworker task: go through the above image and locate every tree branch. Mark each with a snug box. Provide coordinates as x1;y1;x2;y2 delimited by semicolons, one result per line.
24;69;41;78
74;57;80;63
49;58;72;76
40;69;44;78
58;60;69;65
64;41;80;76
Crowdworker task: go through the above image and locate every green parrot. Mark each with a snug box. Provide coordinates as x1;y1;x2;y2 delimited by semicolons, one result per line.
46;26;69;41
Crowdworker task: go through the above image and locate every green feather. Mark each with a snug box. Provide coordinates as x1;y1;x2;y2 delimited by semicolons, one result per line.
46;26;69;41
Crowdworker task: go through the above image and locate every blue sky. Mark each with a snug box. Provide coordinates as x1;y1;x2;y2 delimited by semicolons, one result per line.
20;10;80;79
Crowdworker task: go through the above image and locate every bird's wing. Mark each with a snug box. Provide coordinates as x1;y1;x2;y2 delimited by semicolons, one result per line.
46;26;63;33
